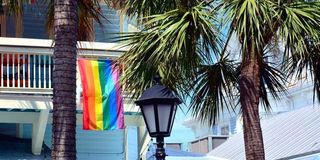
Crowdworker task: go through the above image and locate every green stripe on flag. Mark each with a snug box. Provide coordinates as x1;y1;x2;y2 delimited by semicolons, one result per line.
98;60;110;130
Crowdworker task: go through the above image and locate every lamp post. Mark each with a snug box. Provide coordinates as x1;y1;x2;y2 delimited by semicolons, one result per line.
135;75;182;160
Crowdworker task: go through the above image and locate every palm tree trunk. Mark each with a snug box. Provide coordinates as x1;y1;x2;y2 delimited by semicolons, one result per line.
51;0;78;159
239;57;265;160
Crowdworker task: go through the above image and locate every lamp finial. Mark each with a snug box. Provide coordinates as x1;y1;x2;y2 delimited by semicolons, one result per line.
153;74;161;85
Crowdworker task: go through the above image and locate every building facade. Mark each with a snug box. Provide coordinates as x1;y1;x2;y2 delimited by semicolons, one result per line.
0;2;147;160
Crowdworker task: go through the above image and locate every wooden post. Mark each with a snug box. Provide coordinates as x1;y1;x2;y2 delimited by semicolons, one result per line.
16;123;24;138
32;109;49;155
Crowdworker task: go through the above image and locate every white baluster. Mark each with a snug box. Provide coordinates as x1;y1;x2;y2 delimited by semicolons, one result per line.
44;55;46;88
1;53;3;87
33;55;36;88
23;54;25;88
28;54;31;88
6;54;9;87
49;56;51;88
12;53;15;88
38;55;41;88
18;54;20;88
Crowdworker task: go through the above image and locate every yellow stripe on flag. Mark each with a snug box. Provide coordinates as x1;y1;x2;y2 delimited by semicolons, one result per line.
91;61;104;130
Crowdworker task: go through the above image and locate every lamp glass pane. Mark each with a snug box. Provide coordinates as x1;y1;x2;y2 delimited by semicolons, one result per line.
169;105;177;133
157;104;172;132
142;105;156;133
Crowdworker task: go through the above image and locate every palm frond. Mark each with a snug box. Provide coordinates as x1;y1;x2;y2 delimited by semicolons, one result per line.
120;0;177;18
118;2;223;100
46;0;104;41
277;1;320;102
189;53;238;125
284;36;320;102
277;1;320;57
104;0;126;10
259;59;287;111
6;0;26;15
223;0;274;59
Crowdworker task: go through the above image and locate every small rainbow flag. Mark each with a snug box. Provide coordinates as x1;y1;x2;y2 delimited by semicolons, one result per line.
78;59;124;130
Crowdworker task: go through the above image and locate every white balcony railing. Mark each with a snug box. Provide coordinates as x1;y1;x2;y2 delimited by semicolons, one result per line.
0;53;52;89
0;37;127;94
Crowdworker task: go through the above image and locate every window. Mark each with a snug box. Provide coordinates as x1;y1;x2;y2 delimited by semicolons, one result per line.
165;143;182;150
220;125;229;135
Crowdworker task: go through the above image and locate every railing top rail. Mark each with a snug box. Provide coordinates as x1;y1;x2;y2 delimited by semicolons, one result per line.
0;37;129;52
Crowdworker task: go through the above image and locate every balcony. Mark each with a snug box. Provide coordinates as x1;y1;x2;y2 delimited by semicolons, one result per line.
0;37;128;109
0;37;148;157
0;53;52;94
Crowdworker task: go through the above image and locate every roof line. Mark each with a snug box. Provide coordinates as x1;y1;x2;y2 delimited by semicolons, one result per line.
277;150;320;160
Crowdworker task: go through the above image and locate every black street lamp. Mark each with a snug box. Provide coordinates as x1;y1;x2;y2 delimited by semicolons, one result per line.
135;75;182;160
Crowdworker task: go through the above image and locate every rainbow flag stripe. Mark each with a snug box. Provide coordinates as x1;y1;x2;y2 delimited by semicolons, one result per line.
78;59;124;130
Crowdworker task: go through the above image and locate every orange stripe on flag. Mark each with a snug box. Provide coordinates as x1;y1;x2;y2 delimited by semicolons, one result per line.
84;60;97;130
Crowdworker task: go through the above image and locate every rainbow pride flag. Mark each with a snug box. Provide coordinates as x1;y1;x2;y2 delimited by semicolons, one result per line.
78;59;124;130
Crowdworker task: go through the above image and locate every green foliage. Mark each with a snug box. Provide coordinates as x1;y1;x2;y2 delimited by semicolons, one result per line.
119;0;320;125
224;0;320;108
223;0;274;58
118;1;240;124
284;36;320;102
258;57;287;111
190;53;238;124
276;0;320;56
121;0;177;18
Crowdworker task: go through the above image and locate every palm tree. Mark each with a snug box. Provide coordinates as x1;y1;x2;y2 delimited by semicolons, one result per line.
50;0;120;159
50;0;78;159
118;0;320;159
2;1;106;159
224;0;320;158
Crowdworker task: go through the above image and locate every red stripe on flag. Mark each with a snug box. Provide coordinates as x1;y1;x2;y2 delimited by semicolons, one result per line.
78;59;90;129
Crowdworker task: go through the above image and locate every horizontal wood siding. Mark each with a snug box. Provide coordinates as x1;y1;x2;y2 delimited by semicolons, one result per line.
94;5;120;42
6;4;122;41
22;4;48;39
6;4;48;39
126;126;138;160
44;125;125;160
6;16;15;37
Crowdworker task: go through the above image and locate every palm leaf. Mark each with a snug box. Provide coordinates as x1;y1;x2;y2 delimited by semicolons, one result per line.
223;0;274;59
46;0;104;41
284;35;320;102
189;53;238;125
120;0;177;18
259;58;287;111
277;1;320;102
276;0;320;57
118;2;223;101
